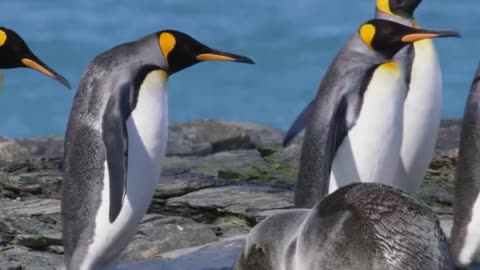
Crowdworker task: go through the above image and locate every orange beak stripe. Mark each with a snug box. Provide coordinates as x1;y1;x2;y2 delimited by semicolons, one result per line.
401;33;439;43
21;58;55;78
196;53;237;62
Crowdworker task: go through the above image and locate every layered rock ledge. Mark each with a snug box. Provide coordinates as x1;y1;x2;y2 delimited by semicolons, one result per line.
0;119;473;269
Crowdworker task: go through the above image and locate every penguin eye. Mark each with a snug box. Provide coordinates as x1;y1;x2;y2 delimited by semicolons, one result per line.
0;30;7;47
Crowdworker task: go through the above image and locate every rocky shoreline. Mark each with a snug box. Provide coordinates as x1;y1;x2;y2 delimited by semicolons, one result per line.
0;119;475;269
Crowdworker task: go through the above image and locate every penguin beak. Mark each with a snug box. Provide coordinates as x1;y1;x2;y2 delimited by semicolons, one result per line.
21;56;71;89
196;49;254;64
401;29;461;43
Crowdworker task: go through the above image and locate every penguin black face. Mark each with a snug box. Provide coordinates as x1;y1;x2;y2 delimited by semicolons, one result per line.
0;27;71;89
359;19;460;58
157;30;254;74
377;0;422;18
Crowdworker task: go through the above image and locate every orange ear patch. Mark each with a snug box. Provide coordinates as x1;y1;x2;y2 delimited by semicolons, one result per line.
159;32;176;62
359;24;376;49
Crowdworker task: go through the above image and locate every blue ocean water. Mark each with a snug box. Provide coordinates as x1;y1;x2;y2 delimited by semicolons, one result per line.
0;0;477;138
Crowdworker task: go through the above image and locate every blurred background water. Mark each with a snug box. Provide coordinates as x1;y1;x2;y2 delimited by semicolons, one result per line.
0;0;477;138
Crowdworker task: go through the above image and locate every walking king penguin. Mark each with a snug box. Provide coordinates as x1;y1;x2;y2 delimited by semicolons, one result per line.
61;30;253;270
237;183;453;270
284;0;446;195
0;27;70;88
450;62;480;268
294;19;459;208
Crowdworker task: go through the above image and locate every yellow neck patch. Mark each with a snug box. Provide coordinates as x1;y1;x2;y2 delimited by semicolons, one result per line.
159;32;176;63
359;24;376;49
0;30;7;46
376;0;393;15
413;20;420;29
379;61;400;72
158;69;169;81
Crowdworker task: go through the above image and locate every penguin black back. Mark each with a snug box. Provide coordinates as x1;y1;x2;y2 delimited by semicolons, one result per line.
238;184;454;270
450;63;480;268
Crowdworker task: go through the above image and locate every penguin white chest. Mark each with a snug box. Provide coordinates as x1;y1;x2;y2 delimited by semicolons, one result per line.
330;62;406;193
125;70;169;210
83;70;169;270
395;39;442;193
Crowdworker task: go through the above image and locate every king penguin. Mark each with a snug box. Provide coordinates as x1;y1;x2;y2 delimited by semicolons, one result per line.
61;30;254;270
294;19;459;208
283;0;444;195
236;183;453;270
0;27;70;88
450;62;480;268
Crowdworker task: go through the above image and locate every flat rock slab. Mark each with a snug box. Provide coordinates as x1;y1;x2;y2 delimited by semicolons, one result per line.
16;137;64;160
0;137;30;161
10;120;286;159
123;215;218;261
0;199;60;217
121;238;245;270
0;245;63;270
155;171;233;199
167;120;285;156
164;149;297;184
166;185;293;220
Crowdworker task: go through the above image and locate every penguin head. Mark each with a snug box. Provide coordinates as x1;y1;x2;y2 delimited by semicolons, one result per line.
157;30;254;74
376;0;422;18
0;27;71;89
359;19;460;58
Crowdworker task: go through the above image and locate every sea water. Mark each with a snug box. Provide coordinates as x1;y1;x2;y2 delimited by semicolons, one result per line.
0;0;477;137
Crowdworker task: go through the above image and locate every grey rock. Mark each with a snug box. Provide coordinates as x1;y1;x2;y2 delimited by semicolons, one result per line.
14;233;62;249
0;215;61;236
0;199;60;217
0;137;30;161
0;257;23;270
16;137;64;159
1;171;62;200
47;245;64;255
123;215;218;261
155;171;233;199
121;238;245;270
167;120;284;156
0;245;63;270
164;149;297;185
212;216;250;238
436;119;461;154
166;185;293;221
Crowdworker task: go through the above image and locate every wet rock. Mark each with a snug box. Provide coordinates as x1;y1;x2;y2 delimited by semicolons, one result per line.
0;171;63;200
47;245;64;255
213;216;250;238
123;215;218;261
0;158;62;174
418;150;457;214
0;119;470;268
164;149;297;185
436;119;461;154
0;245;63;270
14;233;62;249
0;137;30;161
155;171;233;199
166;185;293;222
167;120;284;156
16;137;64;160
0;258;23;270
0;199;60;217
121;238;245;270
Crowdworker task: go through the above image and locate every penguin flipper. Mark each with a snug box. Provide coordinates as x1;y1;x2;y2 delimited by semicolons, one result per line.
283;99;314;147
102;83;134;223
